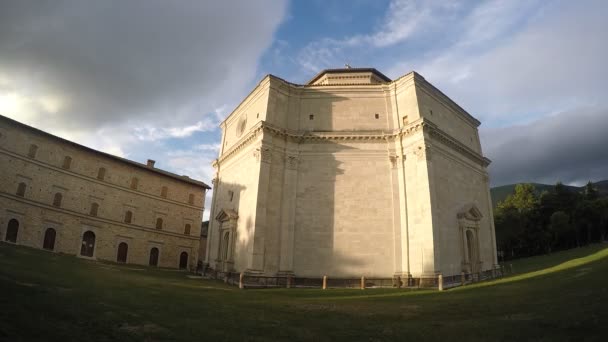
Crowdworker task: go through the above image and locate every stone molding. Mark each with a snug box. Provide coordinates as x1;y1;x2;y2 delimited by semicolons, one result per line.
215;118;490;168
0;147;205;210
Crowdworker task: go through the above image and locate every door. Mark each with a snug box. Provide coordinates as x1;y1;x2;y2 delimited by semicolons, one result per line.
179;252;188;269
5;219;19;242
117;242;128;263
43;228;56;250
149;247;159;266
80;231;96;257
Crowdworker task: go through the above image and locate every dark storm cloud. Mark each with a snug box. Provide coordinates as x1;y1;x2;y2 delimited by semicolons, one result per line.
481;107;608;186
0;0;287;130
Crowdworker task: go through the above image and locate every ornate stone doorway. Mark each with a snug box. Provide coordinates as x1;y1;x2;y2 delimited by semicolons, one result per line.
458;204;483;274
215;209;238;272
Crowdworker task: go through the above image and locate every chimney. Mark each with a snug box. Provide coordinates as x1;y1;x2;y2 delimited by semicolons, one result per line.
147;159;156;168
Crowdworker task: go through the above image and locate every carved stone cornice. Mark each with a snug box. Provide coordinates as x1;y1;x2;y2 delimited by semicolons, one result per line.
215;118;490;168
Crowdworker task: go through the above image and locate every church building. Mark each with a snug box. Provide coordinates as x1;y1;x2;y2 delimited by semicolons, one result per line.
205;67;497;280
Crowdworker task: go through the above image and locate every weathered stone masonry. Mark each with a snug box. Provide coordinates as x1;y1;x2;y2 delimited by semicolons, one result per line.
0;115;210;269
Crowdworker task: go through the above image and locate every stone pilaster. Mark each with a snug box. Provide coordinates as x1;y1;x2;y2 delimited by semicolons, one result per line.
249;143;272;272
278;151;299;274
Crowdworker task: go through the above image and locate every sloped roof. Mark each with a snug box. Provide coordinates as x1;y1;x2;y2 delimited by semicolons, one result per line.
0;114;210;189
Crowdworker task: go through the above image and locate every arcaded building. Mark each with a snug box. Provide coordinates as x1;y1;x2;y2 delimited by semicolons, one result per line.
0;115;210;269
206;67;498;279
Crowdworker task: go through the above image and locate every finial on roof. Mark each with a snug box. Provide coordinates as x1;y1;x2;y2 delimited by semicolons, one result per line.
344;63;352;69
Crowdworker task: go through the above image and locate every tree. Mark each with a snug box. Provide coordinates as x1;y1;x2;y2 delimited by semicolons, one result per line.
548;211;571;250
584;181;599;200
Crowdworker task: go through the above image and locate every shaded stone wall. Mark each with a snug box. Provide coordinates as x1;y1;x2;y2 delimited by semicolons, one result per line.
0;117;206;269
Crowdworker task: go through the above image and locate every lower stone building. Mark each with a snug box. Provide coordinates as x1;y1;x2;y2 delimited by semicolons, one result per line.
0;115;210;269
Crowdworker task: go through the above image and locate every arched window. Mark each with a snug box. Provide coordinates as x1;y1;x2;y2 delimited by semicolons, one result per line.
80;231;96;257
62;156;72;169
5;219;19;243
28;144;38;158
16;182;26;197
43;228;56;250
179;252;188;269
155;218;163;230
117;242;128;263
97;167;106;180
149;247;159;266
89;203;99;217
188;194;195;205
52;193;63;207
124;210;133;224
130;177;139;190
161;186;168;198
184;224;191;235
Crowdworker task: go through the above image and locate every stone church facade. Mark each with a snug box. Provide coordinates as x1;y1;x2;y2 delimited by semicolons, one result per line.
0;115;209;269
206;68;498;279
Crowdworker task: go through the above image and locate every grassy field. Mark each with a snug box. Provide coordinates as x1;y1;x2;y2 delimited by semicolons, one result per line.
1;244;607;341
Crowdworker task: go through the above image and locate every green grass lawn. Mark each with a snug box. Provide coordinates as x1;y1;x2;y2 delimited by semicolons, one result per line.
1;244;607;341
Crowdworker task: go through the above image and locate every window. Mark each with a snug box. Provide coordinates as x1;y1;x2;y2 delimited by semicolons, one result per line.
89;203;99;217
309;114;314;120
124;210;133;224
5;219;19;243
130;177;139;190
161;186;168;198
155;218;163;230
97;167;106;181
402;116;408;125
62;156;72;169
16;182;26;197
228;190;234;202
52;193;63;207
375;113;379;119
28;144;38;158
184;224;191;235
43;228;56;250
188;194;195;205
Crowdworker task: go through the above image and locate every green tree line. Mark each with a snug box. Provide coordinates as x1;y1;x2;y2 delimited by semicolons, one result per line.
495;181;608;260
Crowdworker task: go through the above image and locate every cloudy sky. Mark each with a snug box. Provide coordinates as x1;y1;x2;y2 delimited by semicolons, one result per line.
1;0;607;219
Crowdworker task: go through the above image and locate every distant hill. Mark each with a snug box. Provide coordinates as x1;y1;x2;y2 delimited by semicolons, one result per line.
490;180;608;208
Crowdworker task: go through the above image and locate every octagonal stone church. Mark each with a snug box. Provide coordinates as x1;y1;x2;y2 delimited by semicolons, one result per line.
204;67;498;279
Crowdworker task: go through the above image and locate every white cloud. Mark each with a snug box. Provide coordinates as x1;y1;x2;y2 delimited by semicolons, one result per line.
0;0;287;193
296;0;448;73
